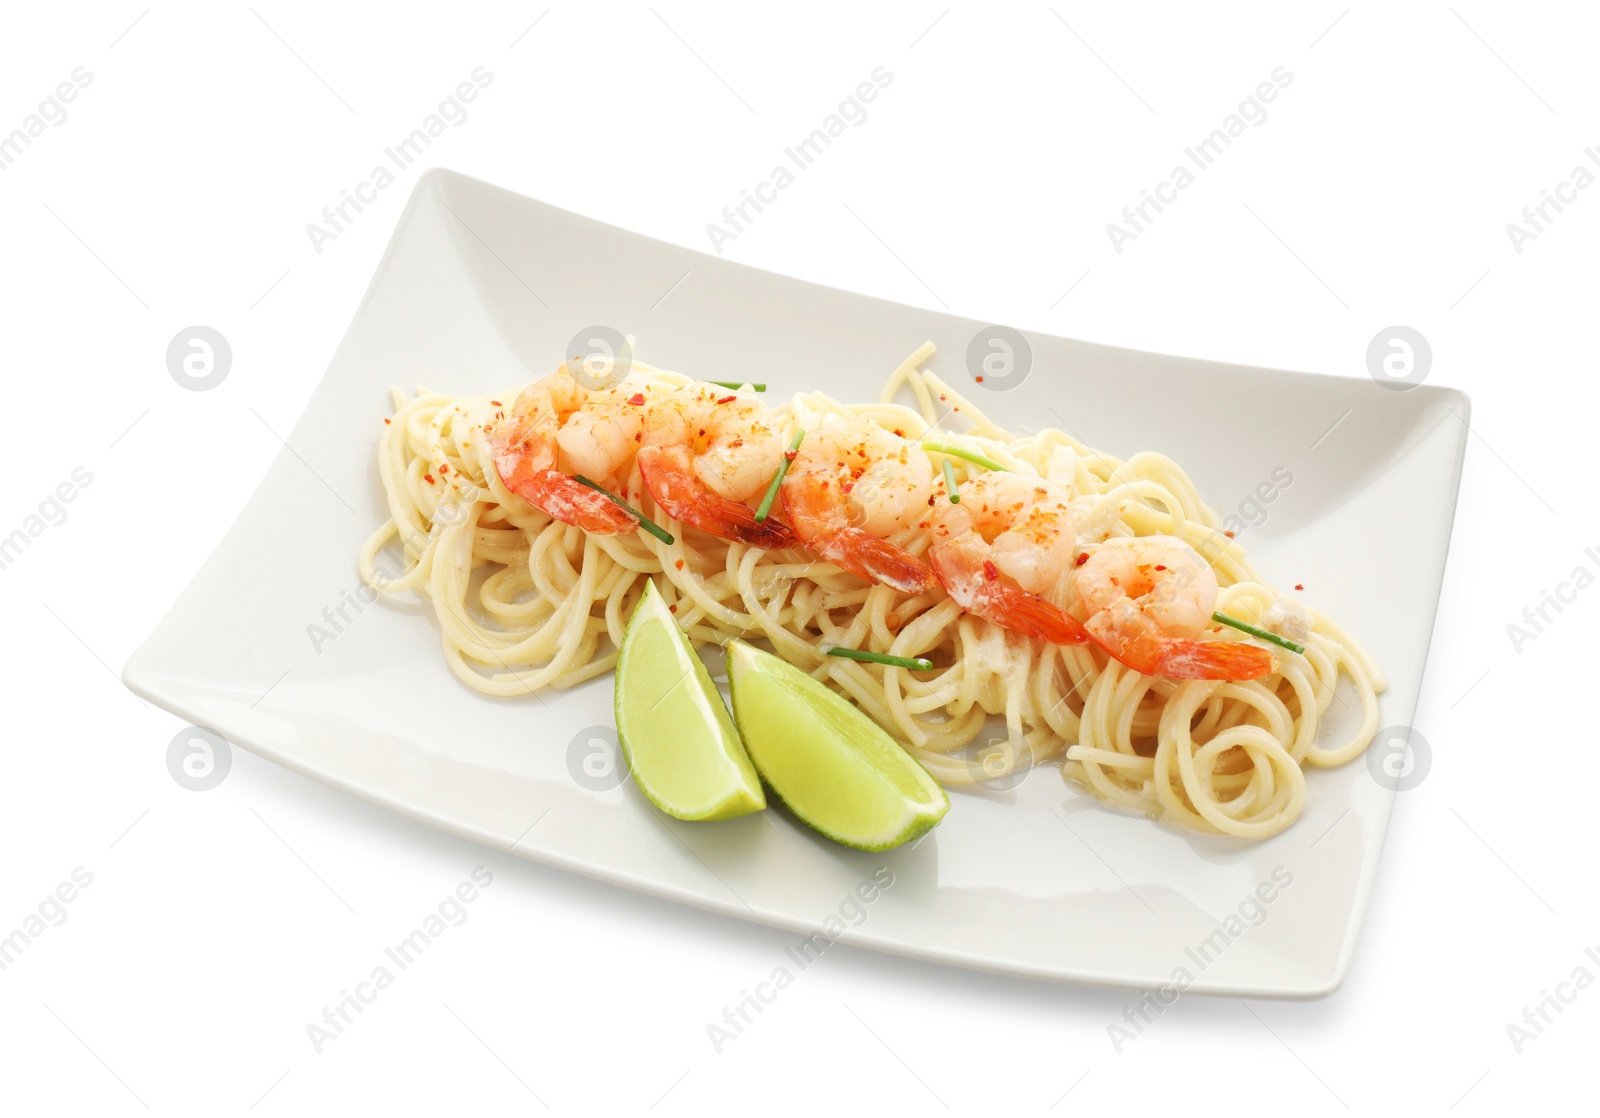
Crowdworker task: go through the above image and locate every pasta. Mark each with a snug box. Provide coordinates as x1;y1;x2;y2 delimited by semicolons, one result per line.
359;343;1383;840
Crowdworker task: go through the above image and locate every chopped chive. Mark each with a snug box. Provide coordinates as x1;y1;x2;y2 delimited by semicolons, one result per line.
825;647;934;671
941;456;960;502
573;475;675;545
921;439;1007;473
708;380;766;392
755;428;805;522
1212;611;1305;655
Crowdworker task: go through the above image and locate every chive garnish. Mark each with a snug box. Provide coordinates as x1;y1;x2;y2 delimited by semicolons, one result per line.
573;475;675;544
826;647;934;671
1212;611;1305;655
755;429;805;522
708;380;766;391
921;439;1007;473
941;457;960;502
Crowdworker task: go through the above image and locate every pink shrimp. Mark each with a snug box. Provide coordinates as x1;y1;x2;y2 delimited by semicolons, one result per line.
926;472;1089;645
1074;535;1277;680
779;416;937;594
488;372;647;534
636;383;797;549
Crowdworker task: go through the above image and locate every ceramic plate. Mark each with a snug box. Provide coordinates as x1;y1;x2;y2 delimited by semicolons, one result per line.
124;169;1467;997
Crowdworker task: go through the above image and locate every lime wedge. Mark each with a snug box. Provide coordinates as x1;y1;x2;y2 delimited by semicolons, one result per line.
615;581;765;821
726;640;949;850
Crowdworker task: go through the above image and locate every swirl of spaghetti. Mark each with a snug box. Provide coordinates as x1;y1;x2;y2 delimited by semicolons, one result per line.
359;345;1383;840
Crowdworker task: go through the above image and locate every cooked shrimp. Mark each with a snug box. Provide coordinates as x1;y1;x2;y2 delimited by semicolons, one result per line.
489;370;649;534
779;415;937;593
927;472;1089;645
1074;535;1277;679
635;383;797;549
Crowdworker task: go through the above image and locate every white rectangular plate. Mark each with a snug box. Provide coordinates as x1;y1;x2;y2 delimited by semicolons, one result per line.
125;169;1467;997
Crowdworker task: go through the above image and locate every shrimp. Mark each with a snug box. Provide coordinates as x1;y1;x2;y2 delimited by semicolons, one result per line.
779;415;937;594
488;370;649;534
635;383;797;549
926;472;1089;645
1074;534;1277;680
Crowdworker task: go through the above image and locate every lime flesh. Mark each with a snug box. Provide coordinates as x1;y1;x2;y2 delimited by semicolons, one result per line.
726;640;949;850
614;581;765;820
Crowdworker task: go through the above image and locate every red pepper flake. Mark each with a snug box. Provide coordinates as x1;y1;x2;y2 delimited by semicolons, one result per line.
783;449;798;461
841;482;854;493
668;604;677;613
975;376;984;383
938;394;947;401
675;559;685;570
383;417;391;424
439;463;449;474
490;400;502;407
1295;583;1305;591
982;560;999;581
893;428;905;437
1224;530;1235;539
634;432;643;442
628;393;646;406
424;474;436;484
1154;564;1166;571
927;494;936;506
1075;553;1089;567
715;394;737;405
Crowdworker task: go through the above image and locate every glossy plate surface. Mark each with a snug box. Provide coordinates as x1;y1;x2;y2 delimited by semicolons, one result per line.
124;169;1468;997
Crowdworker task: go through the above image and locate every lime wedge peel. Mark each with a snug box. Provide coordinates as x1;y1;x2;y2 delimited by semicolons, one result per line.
726;640;949;851
614;581;765;821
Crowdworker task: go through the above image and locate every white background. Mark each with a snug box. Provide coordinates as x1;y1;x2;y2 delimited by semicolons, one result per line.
0;2;1592;1114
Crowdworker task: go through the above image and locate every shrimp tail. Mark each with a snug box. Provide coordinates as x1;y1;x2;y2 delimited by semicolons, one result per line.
928;542;1088;644
638;445;797;550
1085;601;1277;680
514;470;640;534
833;531;940;595
781;478;937;594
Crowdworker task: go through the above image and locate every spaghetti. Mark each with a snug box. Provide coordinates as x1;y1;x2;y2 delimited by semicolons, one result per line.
358;343;1383;840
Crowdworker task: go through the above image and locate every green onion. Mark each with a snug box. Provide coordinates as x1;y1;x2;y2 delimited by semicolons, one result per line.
921;438;1007;473
573;475;675;545
825;647;934;671
708;380;766;392
755;429;805;522
941;457;960;502
1212;611;1305;655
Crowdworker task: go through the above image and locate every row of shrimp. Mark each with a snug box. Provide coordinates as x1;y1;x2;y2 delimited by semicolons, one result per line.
486;363;1279;682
